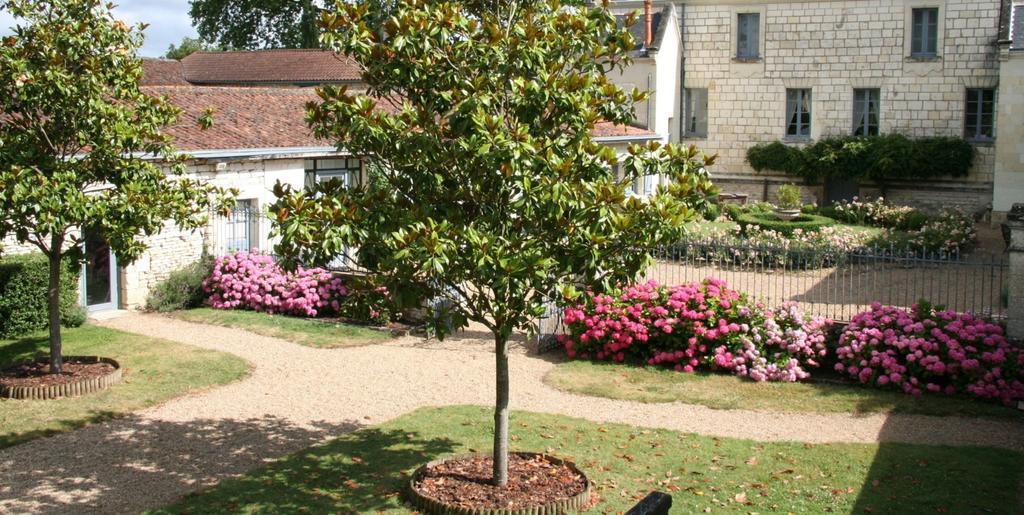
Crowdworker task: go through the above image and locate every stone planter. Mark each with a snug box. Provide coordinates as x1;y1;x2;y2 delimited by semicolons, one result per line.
0;357;122;400
407;452;591;514
773;207;802;221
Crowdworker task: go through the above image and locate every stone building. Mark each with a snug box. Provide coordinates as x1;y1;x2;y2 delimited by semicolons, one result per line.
2;51;659;312
608;0;1019;219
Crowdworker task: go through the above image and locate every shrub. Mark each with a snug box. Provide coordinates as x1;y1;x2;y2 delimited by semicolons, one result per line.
701;203;721;221
712;302;831;382
0;253;81;337
835;302;1023;405
723;203;744;222
906;208;976;254
62;304;88;329
336;274;396;326
776;184;802;209
736;212;836;236
204;251;347;317
559;279;831;382
746;141;807;176
746;135;975;181
829;197;925;230
146;255;214;312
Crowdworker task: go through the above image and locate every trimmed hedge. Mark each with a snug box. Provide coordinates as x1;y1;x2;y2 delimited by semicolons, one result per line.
746;134;975;181
0;253;83;338
736;212;836;236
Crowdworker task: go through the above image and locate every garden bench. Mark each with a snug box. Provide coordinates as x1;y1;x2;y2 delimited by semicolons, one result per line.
717;193;749;205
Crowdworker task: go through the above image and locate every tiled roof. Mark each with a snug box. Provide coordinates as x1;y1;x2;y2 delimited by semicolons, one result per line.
145;86;323;151
145;86;657;153
180;49;363;85
141;59;189;86
592;121;657;139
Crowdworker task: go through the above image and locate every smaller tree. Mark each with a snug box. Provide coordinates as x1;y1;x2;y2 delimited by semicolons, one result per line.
0;0;234;373
271;0;717;486
165;36;215;60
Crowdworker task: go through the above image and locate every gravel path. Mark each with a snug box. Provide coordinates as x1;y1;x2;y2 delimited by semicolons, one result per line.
2;313;1022;513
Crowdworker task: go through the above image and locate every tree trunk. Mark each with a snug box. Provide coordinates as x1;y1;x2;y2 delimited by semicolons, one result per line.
492;332;510;486
47;242;64;375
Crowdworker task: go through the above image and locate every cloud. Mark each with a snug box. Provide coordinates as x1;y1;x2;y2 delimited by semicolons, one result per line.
0;0;197;58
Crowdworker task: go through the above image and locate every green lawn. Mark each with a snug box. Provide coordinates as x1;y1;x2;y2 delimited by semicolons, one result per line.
170;308;392;349
545;361;1024;420
0;324;249;448
154;405;1022;514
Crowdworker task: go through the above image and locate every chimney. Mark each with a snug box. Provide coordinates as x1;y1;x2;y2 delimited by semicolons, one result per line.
644;0;653;48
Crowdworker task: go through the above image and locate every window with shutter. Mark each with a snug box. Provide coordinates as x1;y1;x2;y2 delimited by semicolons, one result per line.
737;13;760;59
911;8;939;57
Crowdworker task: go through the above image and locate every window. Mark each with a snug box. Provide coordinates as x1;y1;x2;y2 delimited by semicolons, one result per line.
911;8;939;57
853;88;880;136
786;89;812;138
684;88;708;137
225;199;258;253
964;88;995;141
304;158;362;189
736;13;760;59
1012;5;1024;51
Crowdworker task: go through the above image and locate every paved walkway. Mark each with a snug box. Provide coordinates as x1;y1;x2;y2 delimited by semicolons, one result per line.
1;313;1022;513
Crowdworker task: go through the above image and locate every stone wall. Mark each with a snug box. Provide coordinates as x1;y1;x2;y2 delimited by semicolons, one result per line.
118;157;308;308
674;0;1002;213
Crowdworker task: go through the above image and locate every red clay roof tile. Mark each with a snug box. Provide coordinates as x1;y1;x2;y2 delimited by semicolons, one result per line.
145;86;657;153
180;49;362;85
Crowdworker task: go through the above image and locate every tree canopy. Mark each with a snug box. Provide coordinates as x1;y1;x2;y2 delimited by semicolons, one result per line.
269;0;716;485
0;0;235;372
165;36;216;60
189;0;322;49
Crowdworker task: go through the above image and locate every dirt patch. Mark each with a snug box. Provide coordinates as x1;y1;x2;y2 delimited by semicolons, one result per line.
0;360;115;389
411;453;588;511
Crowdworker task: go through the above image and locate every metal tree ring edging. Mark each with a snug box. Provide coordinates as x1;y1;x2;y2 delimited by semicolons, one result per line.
407;452;592;514
0;356;123;400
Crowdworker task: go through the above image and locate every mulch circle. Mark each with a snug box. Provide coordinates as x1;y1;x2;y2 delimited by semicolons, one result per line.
0;357;122;399
409;452;590;514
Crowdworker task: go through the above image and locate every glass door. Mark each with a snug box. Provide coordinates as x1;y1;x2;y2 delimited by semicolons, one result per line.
81;229;119;312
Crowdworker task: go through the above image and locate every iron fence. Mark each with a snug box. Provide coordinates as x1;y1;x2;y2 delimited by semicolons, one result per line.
647;240;1008;322
537;239;1008;351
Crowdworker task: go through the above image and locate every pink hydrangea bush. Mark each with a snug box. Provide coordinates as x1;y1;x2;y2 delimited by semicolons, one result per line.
204;251;347;317
835;302;1024;405
559;279;831;382
713;302;830;382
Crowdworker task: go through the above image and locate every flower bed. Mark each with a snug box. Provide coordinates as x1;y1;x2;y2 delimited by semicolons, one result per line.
559;279;831;382
835;302;1024;405
204;251;347;317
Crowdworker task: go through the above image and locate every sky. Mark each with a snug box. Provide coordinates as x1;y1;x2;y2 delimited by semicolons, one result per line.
0;0;197;58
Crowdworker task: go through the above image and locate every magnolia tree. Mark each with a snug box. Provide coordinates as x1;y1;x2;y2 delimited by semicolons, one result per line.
0;0;234;373
270;0;716;485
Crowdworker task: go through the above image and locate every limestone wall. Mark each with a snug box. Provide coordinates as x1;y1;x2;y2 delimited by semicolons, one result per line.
993;49;1024;220
673;0;1002;211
